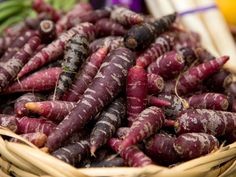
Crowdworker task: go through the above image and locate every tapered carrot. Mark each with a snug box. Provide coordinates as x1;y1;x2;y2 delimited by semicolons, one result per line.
0;114;18;132
147;73;164;94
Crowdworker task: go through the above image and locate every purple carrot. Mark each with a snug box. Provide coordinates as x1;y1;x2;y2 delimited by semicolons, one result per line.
147;50;185;80
90;97;126;154
120;106;165;149
0;36;13;58
0;114;18;132
4;67;62;94
174;31;201;49
108;138;152;167
17;117;56;135
147;73;164;94
39;20;56;44
25;101;76;123
90;157;124;167
4;22;28;39
63;46;109;102
95;18;126;37
147;95;171;107
194;46;215;63
135;32;175;67
25;13;51;30
173;133;219;160
17;23;96;79
176;46;198;67
46;47;135;151
116;127;130;139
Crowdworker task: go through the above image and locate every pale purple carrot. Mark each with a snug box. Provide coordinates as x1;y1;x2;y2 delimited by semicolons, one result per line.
147;51;185;80
25;101;76;123
62;46;109;102
120;106;165;149
0;114;18;132
147;95;171;107
4;67;62;94
39;20;56;44
17;117;56;135
147;73;164;94
46;47;135;151
17;23;96;79
173;133;219;160
108;138;152;167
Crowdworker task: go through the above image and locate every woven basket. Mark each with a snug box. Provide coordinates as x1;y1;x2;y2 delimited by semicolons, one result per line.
1;128;236;177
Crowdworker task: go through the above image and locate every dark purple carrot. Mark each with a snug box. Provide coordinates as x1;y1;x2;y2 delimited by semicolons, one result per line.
63;46;109;102
147;51;185;80
120;106;165;149
95;18;126;37
4;67;62;94
187;93;229;111
176;46;198;67
17;23;96;79
116;127;130;139
32;0;61;22
10;132;47;148
225;81;236;97
25;101;76;123
147;73;164;94
111;6;144;26
25;12;51;30
147;95;171;107
14;93;43;116
173;133;219;160
0;114;18;132
108;138;152;167
135;32;175;67
39;20;56;44
90;157;124;167
126;65;147;125
90;97;126;154
163;56;229;95
17;117;56;135
145;133;179;165
46;47;135;151
52;140;90;166
0;36;41;92
124;12;177;50
175;109;236;137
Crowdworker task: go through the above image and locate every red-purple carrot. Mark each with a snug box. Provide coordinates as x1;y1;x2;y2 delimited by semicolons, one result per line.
90;97;126;154
173;133;219;160
108;138;152;167
0;36;12;58
135;32;175;67
54;34;89;100
32;0;61;22
4;67;62;94
0;114;18;132
39;20;56;44
111;6;144;26
17;117;56;135
4;22;28;38
147;95;171;107
25;101;76;123
147;73;164;94
63;46;109;102
52;140;90;166
147;51;185;80
10;132;47;148
116;127;130;139
126;65;147;125
186;93;229;111
124;13;177;50
46;47;135;152
95;18;126;37
145;133;179;165
17;23;96;79
120;106;165;149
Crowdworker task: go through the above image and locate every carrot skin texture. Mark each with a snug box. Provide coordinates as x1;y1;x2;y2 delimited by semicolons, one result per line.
147;51;185;80
0;114;18;132
145;133;179;165
10;132;47;148
108;138;152;167
25;101;76;123
126;66;148;124
52;140;90;166
173;133;219;160
116;127;130;139
135;32;175;67
176;46;197;67
46;47;135;151
124;13;177;50
17;23;96;79
90;97;126;154
39;20;57;44
17;117;56;136
0;36;13;58
121;106;165;149
147;73;164;94
95;18;126;37
63;46;108;101
147;95;171;107
187;93;229;111
55;34;89;100
4;67;62;94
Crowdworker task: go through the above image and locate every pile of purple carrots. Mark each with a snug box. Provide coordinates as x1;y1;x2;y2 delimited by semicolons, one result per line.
1;0;236;168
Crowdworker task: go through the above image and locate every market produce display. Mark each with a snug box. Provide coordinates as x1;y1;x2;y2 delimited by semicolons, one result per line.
1;0;236;174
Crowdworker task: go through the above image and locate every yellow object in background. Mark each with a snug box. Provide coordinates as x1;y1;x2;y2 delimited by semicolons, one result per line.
216;0;236;25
